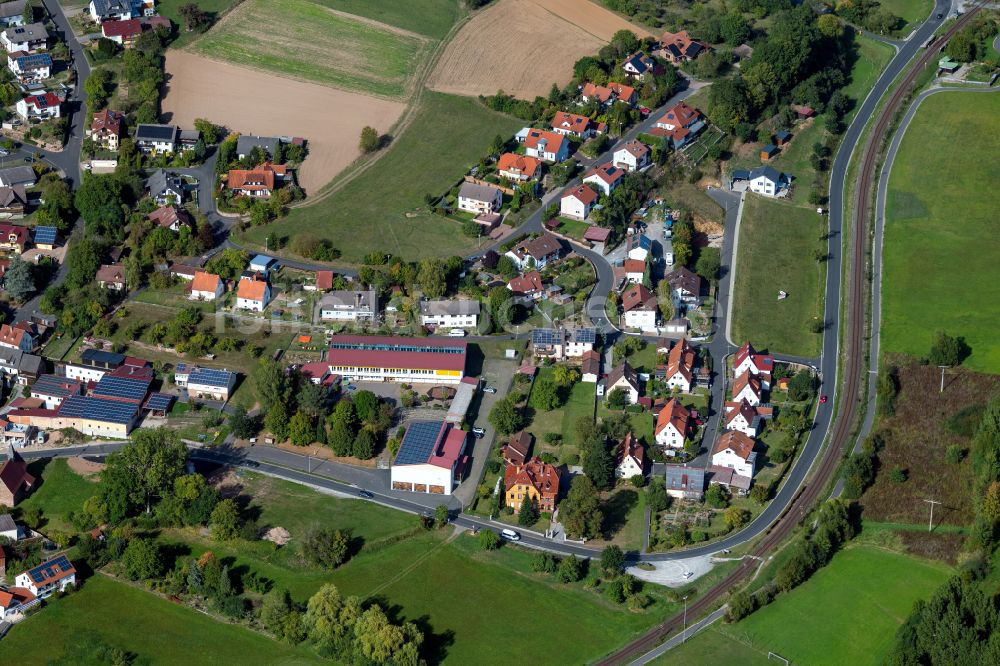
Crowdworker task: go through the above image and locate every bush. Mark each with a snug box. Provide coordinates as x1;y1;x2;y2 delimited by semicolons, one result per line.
556;554;584;582
629;474;645;488
889;466;908;484
725;590;757;622
531;552;558;574
946;445;966;465
302;527;351;569
479;529;500;551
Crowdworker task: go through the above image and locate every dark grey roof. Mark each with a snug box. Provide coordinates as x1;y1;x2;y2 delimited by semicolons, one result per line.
665;465;705;491
458;181;501;202
236;134;280;158
749;166;784;183
420;299;480;316
91;0;131;17
81;348;124;366
146;169;183;196
0;2;23;19
2;23;48;43
732;169;751;180
0;513;15;532
0;165;36;187
18;353;43;375
135;123;178;142
0;346;21;367
321;289;378;310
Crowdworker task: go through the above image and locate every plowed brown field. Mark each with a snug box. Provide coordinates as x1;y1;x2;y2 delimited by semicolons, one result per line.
428;0;655;99
162;51;405;193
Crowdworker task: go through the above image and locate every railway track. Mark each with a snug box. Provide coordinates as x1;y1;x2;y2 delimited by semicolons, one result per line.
595;9;984;664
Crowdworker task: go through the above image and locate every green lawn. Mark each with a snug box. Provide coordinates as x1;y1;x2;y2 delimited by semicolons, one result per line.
879;0;935;34
3;575;322;664
883;92;1000;373
731;195;825;357
307;0;464;39
17;458;98;533
661;544;950;665
240;93;523;264
155;0;241;48
526;367;596;454
842;35;896;119
192;0;430;98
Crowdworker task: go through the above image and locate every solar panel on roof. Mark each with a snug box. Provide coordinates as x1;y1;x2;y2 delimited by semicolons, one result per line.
58;395;139;424
33;226;56;244
189;367;234;388
28;554;73;584
92;375;150;402
572;328;596;343
531;328;561;345
144;392;175;412
394;421;444;466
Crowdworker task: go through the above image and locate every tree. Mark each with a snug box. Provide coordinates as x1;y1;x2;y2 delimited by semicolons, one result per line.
265;401;290;441
84;68;112;109
552;365;580;388
297;380;327;419
121;538;162;580
929;331;970;367
695;247;721;284
417;259;447;298
479;528;500;550
178;3;210;32
601;545;626;576
305;584;351;644
556;554;584;582
289;411;313;446
328;420;355;457
260;589;293;639
74;174;126;239
193;118;221;144
359;126;380;153
3;255;35;301
435;504;449;527
787;371;815;401
352;429;377;460
101;428;187;516
817;14;845;38
724;506;751;530
211;499;240;541
605;387;628;410
302;527;351;568
531;379;561;411
560;476;604;540
582;434;614;491
646;478;670;512
531;551;558;574
229;405;255;439
496;256;518;279
705;483;729;509
518;494;539;526
488;396;523;435
353;390;378;423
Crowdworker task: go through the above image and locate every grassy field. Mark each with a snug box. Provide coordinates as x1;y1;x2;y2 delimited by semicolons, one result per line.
660;545;950;666
308;0;464;39
16;458;97;533
880;0;935;33
192;0;429;99
526;367;596;454
240;93;523;263
3;575;323;664
157;0;241;48
883;92;1000;374
842;35;896;119
731;195;825;357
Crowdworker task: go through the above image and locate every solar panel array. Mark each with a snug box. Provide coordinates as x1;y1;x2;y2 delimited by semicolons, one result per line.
81;348;124;366
59;395;138;424
395;421;444;466
27;554;73;584
33;226;56;244
572;328;597;344
330;341;464;355
31;375;78;397
93;375;150;403
531;328;562;345
144;392;175;412
17;53;52;67
189;367;234;388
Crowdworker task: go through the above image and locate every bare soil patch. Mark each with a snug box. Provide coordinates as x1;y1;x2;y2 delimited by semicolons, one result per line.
428;0;652;99
261;526;291;546
162;51;406;193
861;355;1000;526
67;456;105;479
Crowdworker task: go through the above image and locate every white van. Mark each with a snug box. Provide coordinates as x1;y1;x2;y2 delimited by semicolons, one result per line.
448;329;467;337
665;252;674;266
500;529;521;541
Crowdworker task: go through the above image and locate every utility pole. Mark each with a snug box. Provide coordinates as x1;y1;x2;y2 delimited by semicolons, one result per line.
924;498;941;532
682;595;689;643
938;365;949;393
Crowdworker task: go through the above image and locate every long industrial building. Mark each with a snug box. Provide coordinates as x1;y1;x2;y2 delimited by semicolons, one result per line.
319;335;468;384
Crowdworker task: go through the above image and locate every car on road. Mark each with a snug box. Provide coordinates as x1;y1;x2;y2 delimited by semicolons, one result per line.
483;386;497;394
0;149;9;156
683;571;693;579
472;427;486;438
358;490;374;499
500;529;521;541
936;12;943;19
820;395;828;404
346;384;358;391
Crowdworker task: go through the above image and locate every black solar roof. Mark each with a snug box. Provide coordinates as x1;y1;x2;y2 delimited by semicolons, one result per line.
136;124;177;141
188;367;235;388
27;554;73;584
531;328;562;345
31;374;78;398
58;395;139;424
572;328;596;344
394;421;444;466
32;226;57;244
81;348;124;366
144;392;175;412
93;375;150;403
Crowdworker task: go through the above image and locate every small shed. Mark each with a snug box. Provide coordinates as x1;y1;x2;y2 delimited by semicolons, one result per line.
938;57;960;73
249;255;278;274
774;130;792;147
791;104;815;120
760;144;779;161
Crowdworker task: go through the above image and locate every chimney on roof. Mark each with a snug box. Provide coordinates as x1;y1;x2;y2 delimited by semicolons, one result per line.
355;292;362;308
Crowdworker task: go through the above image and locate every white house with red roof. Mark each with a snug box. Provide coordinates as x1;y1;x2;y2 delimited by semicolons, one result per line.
550;111;604;139
0;586;36;620
665;338;696;392
580;81;637;106
623;258;645;284
15;554;76;598
236;273;271;312
711;431;756;479
731;371;762;406
622;283;657;332
507;270;545;304
654;102;704;148
724;399;761;437
15;91;59;120
101;18;142;45
497;153;541;182
521;128;568;162
583;162;626;196
655;397;690;449
390;420;468;495
560;183;598;221
614;140;651;172
733;341;774;389
615;432;645;478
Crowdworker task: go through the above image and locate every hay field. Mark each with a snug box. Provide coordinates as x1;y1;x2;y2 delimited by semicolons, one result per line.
428;0;655;99
191;0;431;99
162;51;405;192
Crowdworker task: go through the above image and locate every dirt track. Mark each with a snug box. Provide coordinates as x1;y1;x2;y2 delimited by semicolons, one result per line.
428;0;655;99
162;51;406;193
